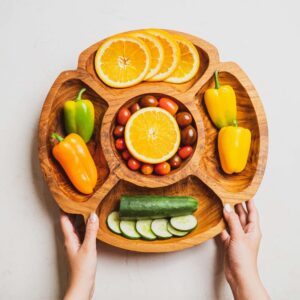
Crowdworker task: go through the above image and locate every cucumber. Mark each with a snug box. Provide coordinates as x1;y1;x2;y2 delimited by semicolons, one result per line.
107;211;121;234
119;195;198;220
136;220;157;240
151;219;173;239
170;215;197;231
120;220;141;239
167;222;188;237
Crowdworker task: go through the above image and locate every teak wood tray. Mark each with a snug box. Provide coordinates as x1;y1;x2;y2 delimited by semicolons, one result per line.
38;30;268;253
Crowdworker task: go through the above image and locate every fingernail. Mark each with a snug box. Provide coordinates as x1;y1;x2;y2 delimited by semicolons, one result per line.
224;204;231;213
89;212;98;223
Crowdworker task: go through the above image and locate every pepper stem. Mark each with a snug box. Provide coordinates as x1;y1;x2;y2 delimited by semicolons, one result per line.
51;133;64;142
76;88;86;101
232;119;238;127
214;70;220;89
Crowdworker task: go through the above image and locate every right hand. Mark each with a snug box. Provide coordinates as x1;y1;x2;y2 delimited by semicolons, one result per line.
220;199;270;300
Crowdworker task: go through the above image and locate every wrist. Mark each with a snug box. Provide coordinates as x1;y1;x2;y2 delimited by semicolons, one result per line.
228;272;269;300
64;278;95;300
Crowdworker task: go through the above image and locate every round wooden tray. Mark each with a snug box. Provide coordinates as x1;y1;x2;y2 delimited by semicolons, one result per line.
38;30;268;253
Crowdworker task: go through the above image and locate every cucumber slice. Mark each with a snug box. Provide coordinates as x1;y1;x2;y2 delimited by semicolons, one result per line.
170;215;197;231
107;211;121;234
151;219;173;239
167;222;188;237
136;220;157;240
120;220;141;239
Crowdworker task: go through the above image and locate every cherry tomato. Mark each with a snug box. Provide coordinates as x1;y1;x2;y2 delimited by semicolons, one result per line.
128;158;141;171
158;98;178;115
130;102;140;113
181;125;197;146
115;138;126;151
176;112;192;128
154;162;171;175
140;95;158;107
141;164;154;175
169;154;182;169
121;150;131;160
178;146;193;159
117;107;131;125
114;125;125;137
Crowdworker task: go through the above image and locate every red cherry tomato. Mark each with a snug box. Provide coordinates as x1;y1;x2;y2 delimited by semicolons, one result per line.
178;146;193;159
141;164;154;175
115;138;126;151
114;125;125;137
117;107;131;125
154;162;171;175
158;98;178;115
122;150;131;160
128;158;141;171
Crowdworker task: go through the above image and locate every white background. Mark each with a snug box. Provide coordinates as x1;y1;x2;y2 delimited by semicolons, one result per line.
0;0;299;299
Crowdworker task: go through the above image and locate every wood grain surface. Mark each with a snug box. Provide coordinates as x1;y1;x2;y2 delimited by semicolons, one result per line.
38;30;268;252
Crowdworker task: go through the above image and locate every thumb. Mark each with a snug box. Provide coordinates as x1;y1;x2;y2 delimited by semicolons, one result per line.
223;204;244;239
82;212;99;251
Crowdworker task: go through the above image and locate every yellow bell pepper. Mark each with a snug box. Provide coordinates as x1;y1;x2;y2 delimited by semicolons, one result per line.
218;126;251;174
204;71;237;128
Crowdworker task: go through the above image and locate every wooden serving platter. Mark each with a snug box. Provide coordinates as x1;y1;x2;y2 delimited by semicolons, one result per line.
38;30;268;252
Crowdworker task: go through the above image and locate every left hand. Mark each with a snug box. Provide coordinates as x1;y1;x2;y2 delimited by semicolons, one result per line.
60;211;99;300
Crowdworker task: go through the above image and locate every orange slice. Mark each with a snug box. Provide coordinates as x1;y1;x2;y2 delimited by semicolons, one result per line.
145;29;180;81
94;35;151;88
165;34;200;83
130;31;164;80
125;107;180;164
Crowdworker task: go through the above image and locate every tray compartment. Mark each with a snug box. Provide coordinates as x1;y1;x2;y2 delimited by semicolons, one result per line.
78;30;215;94
43;78;110;202
196;71;260;193
96;175;224;252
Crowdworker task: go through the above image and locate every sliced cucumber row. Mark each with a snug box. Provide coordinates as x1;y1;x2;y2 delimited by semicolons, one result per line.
107;211;197;240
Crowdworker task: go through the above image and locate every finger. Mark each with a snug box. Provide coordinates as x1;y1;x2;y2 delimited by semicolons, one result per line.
60;213;80;255
246;199;259;225
223;204;244;239
235;203;247;229
82;212;99;251
219;229;230;243
244;222;255;234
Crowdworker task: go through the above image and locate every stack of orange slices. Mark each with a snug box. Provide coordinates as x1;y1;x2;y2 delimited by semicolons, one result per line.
94;29;200;88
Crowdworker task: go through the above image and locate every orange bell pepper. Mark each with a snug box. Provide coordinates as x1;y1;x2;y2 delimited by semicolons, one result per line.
51;133;97;194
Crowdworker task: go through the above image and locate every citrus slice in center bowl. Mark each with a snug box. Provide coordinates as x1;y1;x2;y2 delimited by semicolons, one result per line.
124;107;180;164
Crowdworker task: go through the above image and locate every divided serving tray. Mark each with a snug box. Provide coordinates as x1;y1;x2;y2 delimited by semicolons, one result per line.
38;30;268;252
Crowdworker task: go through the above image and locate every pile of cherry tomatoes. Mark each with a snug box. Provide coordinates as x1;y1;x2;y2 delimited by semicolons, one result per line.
113;95;197;175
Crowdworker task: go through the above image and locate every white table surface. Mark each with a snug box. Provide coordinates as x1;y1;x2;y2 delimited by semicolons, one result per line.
1;0;299;299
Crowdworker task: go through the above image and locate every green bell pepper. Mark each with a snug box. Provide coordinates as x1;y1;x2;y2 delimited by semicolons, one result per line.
63;88;94;143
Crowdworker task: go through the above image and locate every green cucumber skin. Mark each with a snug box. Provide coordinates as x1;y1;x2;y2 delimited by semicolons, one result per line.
119;195;198;220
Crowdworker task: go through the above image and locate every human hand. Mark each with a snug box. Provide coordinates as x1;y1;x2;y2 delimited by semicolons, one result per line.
60;212;99;300
220;199;270;300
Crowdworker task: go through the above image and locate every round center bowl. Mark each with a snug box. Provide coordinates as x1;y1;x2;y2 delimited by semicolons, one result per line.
111;93;199;179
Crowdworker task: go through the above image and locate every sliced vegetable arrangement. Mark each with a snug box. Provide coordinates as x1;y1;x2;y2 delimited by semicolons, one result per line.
204;71;251;174
113;95;197;175
107;195;199;240
94;29;200;88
